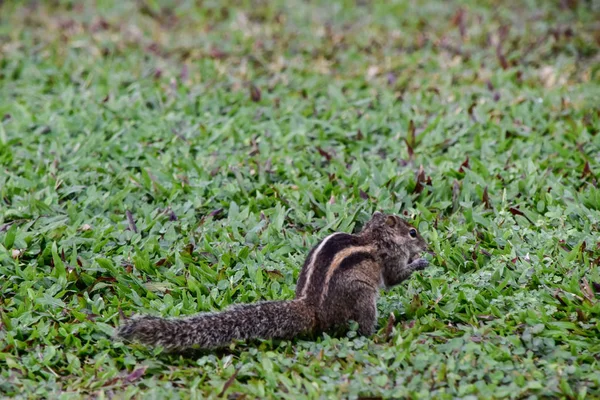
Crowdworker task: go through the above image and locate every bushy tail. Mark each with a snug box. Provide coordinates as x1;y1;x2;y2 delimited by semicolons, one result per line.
116;299;315;351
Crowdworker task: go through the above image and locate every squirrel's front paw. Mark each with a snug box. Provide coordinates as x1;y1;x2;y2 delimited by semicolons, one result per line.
409;258;429;271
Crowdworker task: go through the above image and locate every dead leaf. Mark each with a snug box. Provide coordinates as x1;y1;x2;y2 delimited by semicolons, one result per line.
316;147;332;161
509;207;533;223
413;165;429;194
459;156;470;173
100;377;120;388
124;366;147;383
126;210;138;233
508;207;533;223
85;312;99;322
155;258;167;267
359;190;369;200
208;208;223;218
554;290;568;307
218;367;240;397
496;44;508;70
249;84;261;102
482;186;491;208
468;102;477;122
581;278;595;302
451;8;466;39
582;161;592;178
472;242;480;261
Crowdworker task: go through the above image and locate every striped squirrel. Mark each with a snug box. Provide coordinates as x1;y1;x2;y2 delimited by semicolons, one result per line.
116;212;429;351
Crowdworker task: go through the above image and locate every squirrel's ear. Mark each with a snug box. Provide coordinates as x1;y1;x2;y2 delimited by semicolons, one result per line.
385;215;397;227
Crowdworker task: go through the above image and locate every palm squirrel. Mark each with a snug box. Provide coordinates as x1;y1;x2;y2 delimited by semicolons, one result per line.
116;212;429;351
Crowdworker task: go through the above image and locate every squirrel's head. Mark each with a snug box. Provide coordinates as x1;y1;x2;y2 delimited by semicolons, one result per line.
361;211;428;259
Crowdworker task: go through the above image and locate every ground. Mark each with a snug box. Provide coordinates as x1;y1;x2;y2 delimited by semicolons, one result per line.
0;0;599;398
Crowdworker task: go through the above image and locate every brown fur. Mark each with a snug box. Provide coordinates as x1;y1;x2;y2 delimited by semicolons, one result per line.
116;212;428;351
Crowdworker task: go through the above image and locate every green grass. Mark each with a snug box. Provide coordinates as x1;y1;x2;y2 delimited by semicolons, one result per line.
1;0;599;398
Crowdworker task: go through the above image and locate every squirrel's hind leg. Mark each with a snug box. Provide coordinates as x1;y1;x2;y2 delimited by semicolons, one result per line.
349;284;378;336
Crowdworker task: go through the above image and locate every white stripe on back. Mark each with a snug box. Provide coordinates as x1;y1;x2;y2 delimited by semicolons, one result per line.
299;232;341;298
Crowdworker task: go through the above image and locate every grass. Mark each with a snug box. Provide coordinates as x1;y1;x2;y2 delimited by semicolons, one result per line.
1;0;599;398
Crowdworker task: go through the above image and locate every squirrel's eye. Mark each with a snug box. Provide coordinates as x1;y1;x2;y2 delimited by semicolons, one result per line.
409;228;417;238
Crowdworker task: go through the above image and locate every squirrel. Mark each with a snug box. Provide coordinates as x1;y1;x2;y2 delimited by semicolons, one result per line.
116;211;429;351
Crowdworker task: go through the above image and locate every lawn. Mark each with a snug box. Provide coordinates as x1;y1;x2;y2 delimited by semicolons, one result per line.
1;0;599;398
